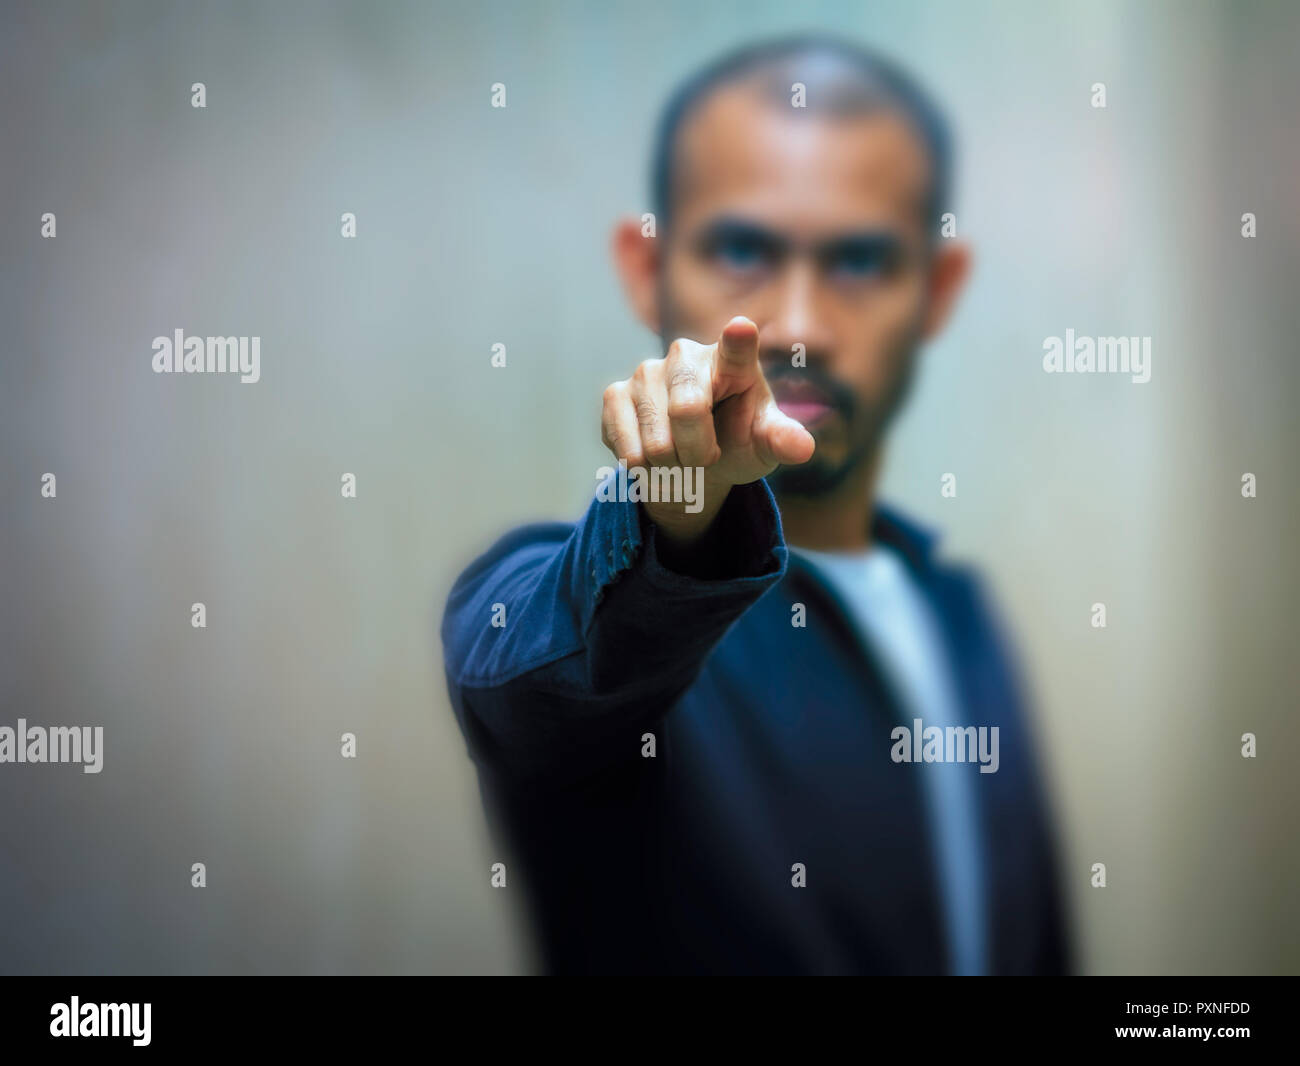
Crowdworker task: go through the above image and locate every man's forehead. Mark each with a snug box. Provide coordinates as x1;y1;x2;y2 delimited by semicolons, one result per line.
670;81;931;229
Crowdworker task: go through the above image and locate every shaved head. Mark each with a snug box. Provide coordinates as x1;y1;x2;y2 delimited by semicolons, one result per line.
651;35;953;236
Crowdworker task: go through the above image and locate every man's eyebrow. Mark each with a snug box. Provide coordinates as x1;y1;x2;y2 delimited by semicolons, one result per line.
690;219;906;262
813;229;905;258
691;216;790;252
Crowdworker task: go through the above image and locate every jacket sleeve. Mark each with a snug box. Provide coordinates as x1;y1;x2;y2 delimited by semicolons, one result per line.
440;477;787;782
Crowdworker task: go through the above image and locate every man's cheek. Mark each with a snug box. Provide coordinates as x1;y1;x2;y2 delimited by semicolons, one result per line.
813;422;851;456
836;359;890;409
871;283;927;343
666;268;724;334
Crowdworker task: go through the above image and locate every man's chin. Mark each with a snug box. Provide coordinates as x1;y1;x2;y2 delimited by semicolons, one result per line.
767;455;858;498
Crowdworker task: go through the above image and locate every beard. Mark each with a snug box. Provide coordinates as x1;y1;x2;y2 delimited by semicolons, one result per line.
767;441;867;497
765;344;921;500
765;358;870;497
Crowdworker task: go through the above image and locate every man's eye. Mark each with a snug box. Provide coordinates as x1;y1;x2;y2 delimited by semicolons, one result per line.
711;236;771;272
825;244;890;279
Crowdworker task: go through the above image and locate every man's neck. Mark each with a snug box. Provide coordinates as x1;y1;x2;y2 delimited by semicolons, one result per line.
776;451;881;552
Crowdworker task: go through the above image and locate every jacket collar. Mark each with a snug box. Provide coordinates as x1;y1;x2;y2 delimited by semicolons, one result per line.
869;500;939;575
783;499;940;579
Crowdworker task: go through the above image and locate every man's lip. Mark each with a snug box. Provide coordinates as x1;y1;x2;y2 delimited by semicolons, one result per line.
776;399;835;428
771;378;833;403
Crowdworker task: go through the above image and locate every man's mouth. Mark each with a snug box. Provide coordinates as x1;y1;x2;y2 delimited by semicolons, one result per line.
772;382;837;429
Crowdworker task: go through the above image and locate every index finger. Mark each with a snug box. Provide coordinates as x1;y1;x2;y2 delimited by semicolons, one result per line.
711;315;761;403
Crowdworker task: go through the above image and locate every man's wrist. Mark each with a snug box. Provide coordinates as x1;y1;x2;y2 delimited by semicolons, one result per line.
641;474;731;551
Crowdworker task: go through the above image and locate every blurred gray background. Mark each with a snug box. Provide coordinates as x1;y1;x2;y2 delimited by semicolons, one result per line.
1;0;1297;974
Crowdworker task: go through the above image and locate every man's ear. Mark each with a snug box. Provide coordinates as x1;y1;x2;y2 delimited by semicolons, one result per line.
612;216;661;334
920;240;973;340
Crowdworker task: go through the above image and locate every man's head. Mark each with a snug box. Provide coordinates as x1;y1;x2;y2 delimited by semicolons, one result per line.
613;35;971;498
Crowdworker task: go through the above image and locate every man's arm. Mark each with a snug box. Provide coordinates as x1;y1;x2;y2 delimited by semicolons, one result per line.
441;477;786;782
440;316;814;784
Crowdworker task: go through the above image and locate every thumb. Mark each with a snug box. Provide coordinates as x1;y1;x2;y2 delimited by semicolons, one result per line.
754;398;816;468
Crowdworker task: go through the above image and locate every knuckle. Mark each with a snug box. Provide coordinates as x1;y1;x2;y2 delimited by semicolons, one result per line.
642;435;675;463
667;362;701;392
667;338;704;366
600;417;621;450
634;394;660;424
633;358;663;384
668;395;710;422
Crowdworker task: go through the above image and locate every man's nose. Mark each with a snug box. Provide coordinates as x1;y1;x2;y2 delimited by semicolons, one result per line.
758;259;833;361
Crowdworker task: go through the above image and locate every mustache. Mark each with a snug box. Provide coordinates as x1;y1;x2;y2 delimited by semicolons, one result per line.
762;355;859;422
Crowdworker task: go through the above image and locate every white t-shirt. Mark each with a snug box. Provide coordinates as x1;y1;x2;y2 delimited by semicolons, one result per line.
790;542;988;976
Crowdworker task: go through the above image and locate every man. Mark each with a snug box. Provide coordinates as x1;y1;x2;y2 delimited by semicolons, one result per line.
441;35;1072;975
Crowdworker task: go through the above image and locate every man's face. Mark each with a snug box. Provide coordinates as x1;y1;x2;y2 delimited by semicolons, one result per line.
656;83;936;496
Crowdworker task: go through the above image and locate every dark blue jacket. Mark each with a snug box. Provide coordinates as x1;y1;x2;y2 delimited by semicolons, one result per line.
441;478;1072;975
